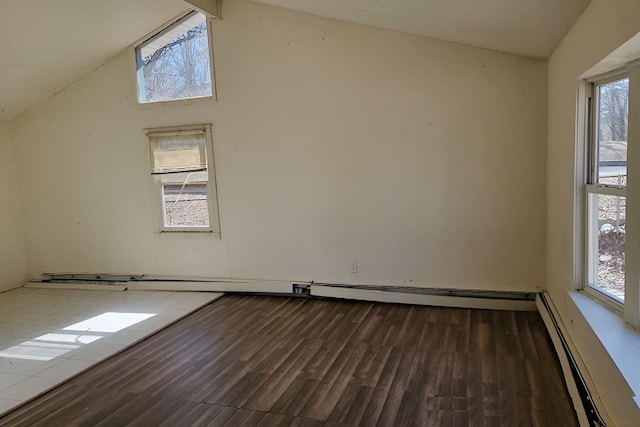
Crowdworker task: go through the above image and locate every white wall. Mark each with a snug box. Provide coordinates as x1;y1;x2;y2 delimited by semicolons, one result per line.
547;0;640;424
0;122;28;292
11;0;547;291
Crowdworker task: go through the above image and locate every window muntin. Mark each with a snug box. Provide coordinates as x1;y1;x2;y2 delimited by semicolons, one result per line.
147;125;219;233
586;76;629;304
135;11;213;104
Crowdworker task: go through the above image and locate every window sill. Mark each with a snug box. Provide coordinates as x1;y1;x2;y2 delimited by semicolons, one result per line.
581;285;624;315
569;290;640;407
157;229;220;238
136;94;215;109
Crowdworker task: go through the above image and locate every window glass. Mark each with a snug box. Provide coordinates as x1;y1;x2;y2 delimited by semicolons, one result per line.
149;131;207;174
596;78;629;185
586;76;629;304
161;172;210;228
587;193;625;302
136;11;212;103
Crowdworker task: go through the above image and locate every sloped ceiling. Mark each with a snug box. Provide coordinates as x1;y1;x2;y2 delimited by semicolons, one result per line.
249;0;590;59
0;0;589;121
0;0;189;121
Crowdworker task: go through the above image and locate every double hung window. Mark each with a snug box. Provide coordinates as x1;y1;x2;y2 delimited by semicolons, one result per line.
147;124;219;234
585;76;629;305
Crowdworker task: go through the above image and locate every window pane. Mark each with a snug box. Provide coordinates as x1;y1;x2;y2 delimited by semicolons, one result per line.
162;172;209;228
587;193;625;302
597;78;628;185
136;12;212;103
149;131;206;174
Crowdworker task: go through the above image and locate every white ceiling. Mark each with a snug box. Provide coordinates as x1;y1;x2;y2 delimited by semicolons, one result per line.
0;0;188;121
249;0;590;59
0;0;590;121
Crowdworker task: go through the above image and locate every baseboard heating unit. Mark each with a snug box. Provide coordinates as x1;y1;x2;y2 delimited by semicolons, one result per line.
536;293;606;427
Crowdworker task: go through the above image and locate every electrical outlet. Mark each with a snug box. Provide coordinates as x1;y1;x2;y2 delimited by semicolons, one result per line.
351;261;358;274
292;283;310;296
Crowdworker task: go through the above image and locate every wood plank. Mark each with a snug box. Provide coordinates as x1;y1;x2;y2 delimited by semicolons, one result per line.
0;295;578;426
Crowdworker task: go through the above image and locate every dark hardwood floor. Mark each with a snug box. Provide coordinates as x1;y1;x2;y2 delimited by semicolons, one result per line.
0;295;578;426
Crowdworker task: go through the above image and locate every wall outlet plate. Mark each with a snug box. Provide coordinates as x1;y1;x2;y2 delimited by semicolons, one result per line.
292;283;311;296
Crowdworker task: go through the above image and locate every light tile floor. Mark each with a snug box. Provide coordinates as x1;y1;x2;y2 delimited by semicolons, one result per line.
0;286;222;415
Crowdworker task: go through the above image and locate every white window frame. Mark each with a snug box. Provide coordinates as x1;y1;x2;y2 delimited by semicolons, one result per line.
146;124;220;236
581;64;640;329
583;73;628;311
133;10;216;105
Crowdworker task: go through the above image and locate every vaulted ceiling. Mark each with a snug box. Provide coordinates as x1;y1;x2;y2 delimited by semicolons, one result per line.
0;0;188;121
250;0;590;59
0;0;590;121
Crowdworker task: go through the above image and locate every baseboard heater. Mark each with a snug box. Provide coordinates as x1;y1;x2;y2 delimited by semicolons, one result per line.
41;273;145;282
36;274;538;310
313;283;536;300
309;283;538;311
31;273;141;291
537;293;606;427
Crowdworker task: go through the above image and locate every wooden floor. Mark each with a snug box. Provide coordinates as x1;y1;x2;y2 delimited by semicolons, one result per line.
0;295;578;426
